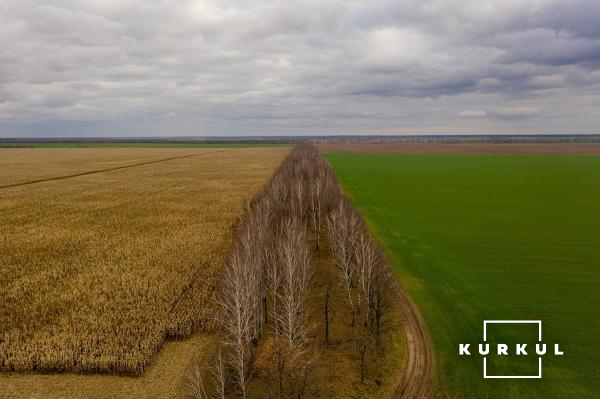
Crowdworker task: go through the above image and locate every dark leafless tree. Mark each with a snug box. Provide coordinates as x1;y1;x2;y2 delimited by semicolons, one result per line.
372;256;394;340
323;266;333;344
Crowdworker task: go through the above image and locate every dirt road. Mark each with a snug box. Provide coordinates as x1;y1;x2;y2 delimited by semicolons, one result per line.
392;286;436;399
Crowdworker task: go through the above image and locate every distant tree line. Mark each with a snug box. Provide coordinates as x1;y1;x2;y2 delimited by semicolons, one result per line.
2;133;599;146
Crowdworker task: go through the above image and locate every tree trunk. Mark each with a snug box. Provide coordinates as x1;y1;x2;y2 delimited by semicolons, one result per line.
278;355;285;399
297;364;309;399
359;342;367;383
324;282;331;343
263;295;268;324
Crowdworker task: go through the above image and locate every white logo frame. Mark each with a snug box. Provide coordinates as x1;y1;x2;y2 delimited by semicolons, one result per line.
483;320;542;379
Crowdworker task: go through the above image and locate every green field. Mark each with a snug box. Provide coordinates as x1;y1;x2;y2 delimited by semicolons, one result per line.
325;153;600;398
0;142;290;148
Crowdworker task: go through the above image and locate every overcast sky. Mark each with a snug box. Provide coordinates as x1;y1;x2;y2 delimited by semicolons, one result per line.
1;0;599;137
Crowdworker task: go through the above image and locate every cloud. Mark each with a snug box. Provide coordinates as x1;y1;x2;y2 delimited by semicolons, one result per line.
0;0;598;136
490;107;543;119
461;109;487;117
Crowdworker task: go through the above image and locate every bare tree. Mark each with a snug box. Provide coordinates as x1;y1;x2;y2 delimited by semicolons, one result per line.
211;349;226;399
323;265;333;344
308;168;324;252
243;198;272;340
357;336;368;384
183;359;210;399
271;218;313;399
327;198;361;326
351;230;383;383
321;160;396;383
354;230;378;329
372;256;394;340
218;248;256;399
292;167;305;219
214;143;378;395
266;239;283;336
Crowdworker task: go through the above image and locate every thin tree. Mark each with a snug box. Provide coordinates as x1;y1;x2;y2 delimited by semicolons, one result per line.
272;218;313;399
323;264;333;344
211;349;226;399
309;167;324;252
183;358;210;399
372;256;394;340
218;247;255;399
354;230;378;329
327;198;360;326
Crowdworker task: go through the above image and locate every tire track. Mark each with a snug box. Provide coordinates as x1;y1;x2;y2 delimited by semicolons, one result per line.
392;282;436;399
0;150;230;189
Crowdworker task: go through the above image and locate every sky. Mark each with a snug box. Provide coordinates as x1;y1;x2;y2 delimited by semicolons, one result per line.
1;0;599;137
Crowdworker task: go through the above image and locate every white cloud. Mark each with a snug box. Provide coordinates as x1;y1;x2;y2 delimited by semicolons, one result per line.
461;109;487;117
0;0;598;136
492;107;543;118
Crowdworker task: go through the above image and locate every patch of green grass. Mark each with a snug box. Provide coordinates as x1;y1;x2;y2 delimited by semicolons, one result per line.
325;153;600;398
0;142;291;148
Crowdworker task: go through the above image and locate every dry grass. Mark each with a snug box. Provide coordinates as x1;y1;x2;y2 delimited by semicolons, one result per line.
0;147;289;375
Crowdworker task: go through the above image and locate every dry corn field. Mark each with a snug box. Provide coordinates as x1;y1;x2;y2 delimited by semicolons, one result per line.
0;147;219;188
0;147;289;375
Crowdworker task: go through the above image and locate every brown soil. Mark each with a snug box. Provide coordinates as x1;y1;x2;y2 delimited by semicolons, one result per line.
318;143;600;155
392;289;434;399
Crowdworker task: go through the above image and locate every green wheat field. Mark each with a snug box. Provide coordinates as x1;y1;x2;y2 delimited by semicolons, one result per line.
326;153;600;398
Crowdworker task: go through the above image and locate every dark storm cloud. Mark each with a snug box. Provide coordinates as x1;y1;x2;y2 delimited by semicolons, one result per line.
0;0;599;136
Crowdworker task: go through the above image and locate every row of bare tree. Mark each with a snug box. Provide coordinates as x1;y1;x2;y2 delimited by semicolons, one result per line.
188;144;395;398
327;197;395;381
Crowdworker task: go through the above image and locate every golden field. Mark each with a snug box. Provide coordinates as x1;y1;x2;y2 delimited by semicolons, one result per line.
0;334;215;399
0;147;217;188
0;147;289;375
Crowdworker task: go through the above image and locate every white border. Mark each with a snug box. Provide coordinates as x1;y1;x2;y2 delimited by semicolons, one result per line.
483;320;542;379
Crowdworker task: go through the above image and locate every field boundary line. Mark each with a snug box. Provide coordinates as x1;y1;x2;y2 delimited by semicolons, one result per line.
0;150;230;189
